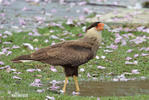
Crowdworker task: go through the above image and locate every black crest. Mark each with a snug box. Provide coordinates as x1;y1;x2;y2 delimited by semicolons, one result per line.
85;22;101;32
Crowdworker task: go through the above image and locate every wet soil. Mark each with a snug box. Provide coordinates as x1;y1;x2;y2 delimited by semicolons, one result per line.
66;80;149;96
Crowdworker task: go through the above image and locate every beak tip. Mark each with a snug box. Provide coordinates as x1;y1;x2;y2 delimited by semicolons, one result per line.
104;24;111;30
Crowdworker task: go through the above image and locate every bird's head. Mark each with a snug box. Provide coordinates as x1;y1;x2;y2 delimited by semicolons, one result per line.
85;22;110;32
84;22;110;43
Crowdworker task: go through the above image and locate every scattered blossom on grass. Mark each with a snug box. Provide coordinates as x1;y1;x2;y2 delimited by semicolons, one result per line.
87;73;91;78
97;66;106;69
131;69;140;74
36;89;45;93
106;44;118;50
125;61;138;65
12;76;22;80
45;96;55;100
96;56;99;59
101;56;106;59
134;54;139;58
125;57;132;61
72;91;80;95
26;69;41;72
0;65;10;70
30;79;43;87
0;61;4;65
127;49;133;53
80;68;85;72
50;66;57;72
23;43;34;50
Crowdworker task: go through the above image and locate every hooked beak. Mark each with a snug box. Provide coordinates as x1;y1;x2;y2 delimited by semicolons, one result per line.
104;24;110;31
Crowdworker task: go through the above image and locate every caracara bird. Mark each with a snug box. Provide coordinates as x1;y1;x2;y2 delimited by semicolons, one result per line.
12;22;109;93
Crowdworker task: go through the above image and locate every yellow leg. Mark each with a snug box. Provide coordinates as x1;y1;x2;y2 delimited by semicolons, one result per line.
73;75;80;92
62;77;68;93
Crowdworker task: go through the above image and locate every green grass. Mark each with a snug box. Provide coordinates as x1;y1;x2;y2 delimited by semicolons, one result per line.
0;22;149;100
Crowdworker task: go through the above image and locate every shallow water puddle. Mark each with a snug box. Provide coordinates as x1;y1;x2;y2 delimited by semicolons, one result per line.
66;80;149;96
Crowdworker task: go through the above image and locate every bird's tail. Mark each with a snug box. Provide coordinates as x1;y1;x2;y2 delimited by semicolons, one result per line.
11;54;33;63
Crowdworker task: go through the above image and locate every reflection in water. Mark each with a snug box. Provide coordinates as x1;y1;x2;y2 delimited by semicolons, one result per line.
65;80;149;96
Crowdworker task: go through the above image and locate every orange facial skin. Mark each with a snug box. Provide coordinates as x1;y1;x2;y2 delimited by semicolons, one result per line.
96;23;104;31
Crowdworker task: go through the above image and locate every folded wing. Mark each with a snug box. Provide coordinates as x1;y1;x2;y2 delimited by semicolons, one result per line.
31;40;93;66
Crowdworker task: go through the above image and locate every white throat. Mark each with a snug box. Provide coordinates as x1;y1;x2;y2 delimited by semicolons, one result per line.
85;27;102;42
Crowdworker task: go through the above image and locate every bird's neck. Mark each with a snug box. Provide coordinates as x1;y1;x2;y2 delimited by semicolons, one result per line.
84;28;102;43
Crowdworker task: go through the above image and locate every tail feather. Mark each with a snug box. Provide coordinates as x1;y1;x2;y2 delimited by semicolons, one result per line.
11;54;33;63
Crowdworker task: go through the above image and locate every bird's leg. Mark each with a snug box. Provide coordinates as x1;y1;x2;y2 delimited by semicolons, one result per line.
73;75;80;92
62;76;68;93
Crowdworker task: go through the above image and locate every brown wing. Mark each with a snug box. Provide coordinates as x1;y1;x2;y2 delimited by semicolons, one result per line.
31;40;93;66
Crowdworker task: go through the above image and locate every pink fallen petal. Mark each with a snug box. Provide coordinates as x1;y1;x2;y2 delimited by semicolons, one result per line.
145;47;149;51
141;53;149;56
125;57;132;61
13;72;22;74
87;73;91;78
131;69;140;74
30;79;43;87
126;49;133;53
137;26;145;31
72;91;80;95
80;68;85;72
6;67;16;72
125;61;138;65
104;49;113;53
96;56;99;59
130;36;146;44
134;54;139;58
0;61;4;65
97;66;106;69
44;39;49;43
0;65;10;69
46;96;55;100
3;42;12;44
50;84;60;91
19;18;26;25
32;29;41;36
26;68;41;72
36;89;45;93
114;38;121;44
12;76;22;80
97;97;100;100
23;43;34;50
117;74;128;81
140;76;146;80
12;45;20;49
50;66;57;72
121;39;127;46
125;61;133;65
112;78;119;82
101;56;106;59
50;35;59;39
106;44;118;50
66;18;73;25
114;33;122;44
6;51;12;56
4;31;12;36
26;69;35;72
